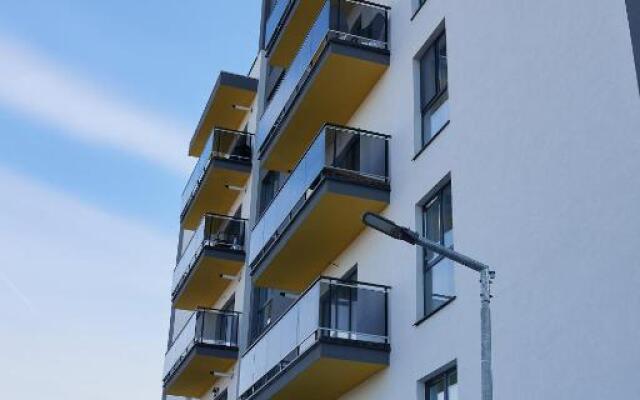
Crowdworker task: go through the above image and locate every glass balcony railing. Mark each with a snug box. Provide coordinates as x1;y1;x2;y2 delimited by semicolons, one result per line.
264;0;291;50
181;128;253;214
249;124;389;266
173;214;246;297
256;0;389;152
163;308;240;382
238;277;390;399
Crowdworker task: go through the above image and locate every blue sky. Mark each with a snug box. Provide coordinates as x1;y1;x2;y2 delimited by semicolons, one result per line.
0;1;260;398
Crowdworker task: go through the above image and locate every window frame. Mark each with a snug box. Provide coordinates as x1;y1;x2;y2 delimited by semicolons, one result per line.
415;176;455;325
420;31;448;147
411;0;429;21
424;367;458;400
413;26;449;159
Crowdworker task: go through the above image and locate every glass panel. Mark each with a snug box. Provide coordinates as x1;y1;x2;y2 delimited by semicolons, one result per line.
429;96;449;137
351;284;387;342
358;133;387;177
199;310;239;347
207;215;245;250
173;215;245;293
337;0;388;46
442;184;453;248
170;309;193;345
421;45;437;108
257;2;331;149
420;32;449;146
318;280;387;342
422;93;449;145
182;132;214;208
427;376;446;400
248;130;326;263
161;308;240;380
447;370;458;400
333;135;360;171
164;312;198;377
437;35;448;93
257;0;388;150
326;126;388;178
239;279;388;398
298;283;320;352
251;126;389;265
181;129;251;210
218;129;252;161
264;0;291;48
424;258;455;315
423;197;441;262
173;218;206;292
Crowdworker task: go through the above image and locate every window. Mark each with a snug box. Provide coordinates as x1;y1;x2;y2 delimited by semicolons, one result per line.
250;287;272;340
419;31;449;148
422;182;454;316
250;287;297;342
334;135;360;171
259;171;280;215
426;368;458;400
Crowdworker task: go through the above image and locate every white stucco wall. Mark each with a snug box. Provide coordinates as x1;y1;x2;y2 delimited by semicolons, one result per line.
318;0;640;399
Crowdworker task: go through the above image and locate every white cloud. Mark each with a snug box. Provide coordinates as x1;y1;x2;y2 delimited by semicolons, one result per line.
0;167;174;399
0;34;192;175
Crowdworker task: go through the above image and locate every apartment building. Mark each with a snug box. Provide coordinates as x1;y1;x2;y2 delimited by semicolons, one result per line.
162;1;640;399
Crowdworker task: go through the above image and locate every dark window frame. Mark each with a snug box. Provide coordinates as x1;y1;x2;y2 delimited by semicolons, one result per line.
425;367;458;400
416;180;455;323
420;31;448;146
414;28;449;159
411;0;429;21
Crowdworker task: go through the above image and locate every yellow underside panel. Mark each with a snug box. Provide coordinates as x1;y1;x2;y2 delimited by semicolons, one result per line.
272;356;387;400
265;50;388;172
255;188;387;293
165;353;235;398
182;165;249;230
190;85;256;157
173;255;244;310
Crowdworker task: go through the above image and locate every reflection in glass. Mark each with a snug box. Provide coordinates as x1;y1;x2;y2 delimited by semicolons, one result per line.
426;369;457;400
249;125;389;265
422;182;455;316
257;0;389;150
420;32;449;146
239;278;389;399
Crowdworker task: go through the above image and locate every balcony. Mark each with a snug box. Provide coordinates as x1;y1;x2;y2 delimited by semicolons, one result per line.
189;72;257;157
258;0;390;172
173;214;246;310
163;309;240;397
263;0;325;67
181;128;252;230
239;277;390;400
250;125;390;292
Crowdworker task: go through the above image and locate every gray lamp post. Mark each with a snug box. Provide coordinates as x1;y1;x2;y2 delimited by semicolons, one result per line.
362;212;495;400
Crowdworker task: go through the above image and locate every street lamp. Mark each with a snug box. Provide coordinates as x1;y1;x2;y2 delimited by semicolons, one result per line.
362;212;495;400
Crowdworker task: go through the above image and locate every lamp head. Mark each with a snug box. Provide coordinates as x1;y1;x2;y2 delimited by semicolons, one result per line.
362;212;418;245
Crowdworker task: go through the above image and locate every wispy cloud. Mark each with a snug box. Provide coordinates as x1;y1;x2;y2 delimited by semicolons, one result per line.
0;269;35;314
0;167;174;399
0;34;192;175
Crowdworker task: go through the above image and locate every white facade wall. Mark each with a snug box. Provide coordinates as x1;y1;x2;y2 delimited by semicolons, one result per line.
322;0;640;399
